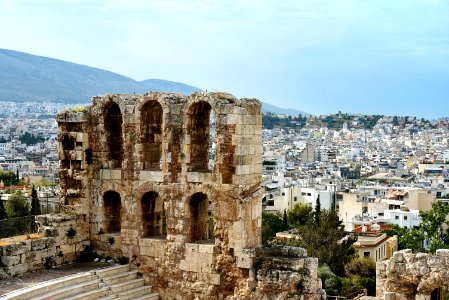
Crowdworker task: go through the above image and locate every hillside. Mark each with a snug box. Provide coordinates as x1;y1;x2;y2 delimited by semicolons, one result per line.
0;48;308;115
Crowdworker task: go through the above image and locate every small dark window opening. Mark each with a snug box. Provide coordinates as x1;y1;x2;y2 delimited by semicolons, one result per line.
104;191;121;233
141;191;165;237
188;192;210;242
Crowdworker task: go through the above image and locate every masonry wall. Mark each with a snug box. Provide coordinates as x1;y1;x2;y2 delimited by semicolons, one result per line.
57;92;324;299
377;249;449;300
0;214;89;279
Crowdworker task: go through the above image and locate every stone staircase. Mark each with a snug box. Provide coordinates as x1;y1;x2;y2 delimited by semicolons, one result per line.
1;264;159;300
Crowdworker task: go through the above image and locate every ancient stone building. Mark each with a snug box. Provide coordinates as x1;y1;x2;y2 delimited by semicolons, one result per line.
377;249;449;300
57;92;324;299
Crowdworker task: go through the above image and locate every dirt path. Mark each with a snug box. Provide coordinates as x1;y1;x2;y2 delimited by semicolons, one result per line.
0;262;110;296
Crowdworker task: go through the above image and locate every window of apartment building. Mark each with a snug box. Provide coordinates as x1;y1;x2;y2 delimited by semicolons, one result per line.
395;216;399;220
404;216;408;220
307;193;311;196
364;252;370;258
282;192;285;196
378;212;384;216
294;196;297;202
302;192;306;196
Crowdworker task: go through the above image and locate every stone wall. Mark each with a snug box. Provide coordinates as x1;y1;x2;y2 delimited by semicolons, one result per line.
56;92;324;299
0;214;89;279
377;249;449;300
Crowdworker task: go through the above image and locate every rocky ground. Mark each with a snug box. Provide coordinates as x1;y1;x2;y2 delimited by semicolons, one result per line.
0;262;110;296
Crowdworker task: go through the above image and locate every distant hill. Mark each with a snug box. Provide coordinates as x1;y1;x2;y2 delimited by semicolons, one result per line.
262;102;308;116
0;49;200;103
0;48;309;115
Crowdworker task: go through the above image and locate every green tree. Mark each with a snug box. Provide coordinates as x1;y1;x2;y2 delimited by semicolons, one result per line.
30;186;41;215
297;210;357;276
287;203;313;229
318;264;341;296
0;199;7;220
419;201;449;252
262;212;286;245
344;257;376;296
5;192;30;218
314;195;321;226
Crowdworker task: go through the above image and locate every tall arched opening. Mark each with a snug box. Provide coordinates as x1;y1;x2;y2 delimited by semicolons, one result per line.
188;101;212;171
104;101;123;168
140;101;163;170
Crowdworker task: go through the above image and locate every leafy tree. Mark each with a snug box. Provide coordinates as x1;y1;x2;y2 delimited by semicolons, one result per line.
18;132;45;145
30;185;41;215
382;201;449;253
262;212;286;245
5;192;30;218
344;258;376;296
297;210;357;276
419;201;449;252
287;203;312;228
0;170;19;186
318;264;341;296
0;199;7;220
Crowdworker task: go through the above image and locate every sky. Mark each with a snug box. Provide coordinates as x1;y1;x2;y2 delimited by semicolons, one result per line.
0;0;448;119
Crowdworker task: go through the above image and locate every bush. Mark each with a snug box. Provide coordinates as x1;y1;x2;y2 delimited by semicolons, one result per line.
5;192;30;218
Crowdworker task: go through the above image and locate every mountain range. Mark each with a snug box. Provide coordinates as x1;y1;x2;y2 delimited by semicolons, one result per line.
0;48;306;115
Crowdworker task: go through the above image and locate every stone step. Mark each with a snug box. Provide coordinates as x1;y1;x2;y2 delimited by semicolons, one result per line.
65;286;110;300
96;295;118;300
92;264;130;278
1;272;93;300
110;278;145;294
133;293;160;300
101;270;138;285
117;285;154;300
33;279;102;300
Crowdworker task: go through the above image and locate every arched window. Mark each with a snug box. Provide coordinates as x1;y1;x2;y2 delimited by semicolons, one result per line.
104;191;121;233
187;192;211;242
104;102;123;168
140;101;163;170
188;101;212;171
141;191;165;237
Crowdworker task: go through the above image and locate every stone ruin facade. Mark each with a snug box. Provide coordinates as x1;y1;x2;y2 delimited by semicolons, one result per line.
56;92;324;299
377;249;449;300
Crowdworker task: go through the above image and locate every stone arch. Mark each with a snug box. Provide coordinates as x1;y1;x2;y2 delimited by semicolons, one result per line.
140;100;163;170
186;192;212;242
188;101;213;171
104;101;123;168
103;191;121;233
141;191;165;237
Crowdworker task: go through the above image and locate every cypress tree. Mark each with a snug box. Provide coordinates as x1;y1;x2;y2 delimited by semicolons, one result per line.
31;185;41;215
314;195;321;226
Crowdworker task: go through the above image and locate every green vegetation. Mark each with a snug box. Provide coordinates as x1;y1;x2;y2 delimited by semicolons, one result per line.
0;170;20;186
5;191;30;218
262;203;377;297
383;201;449;253
262;112;306;130
30;185;41;215
18;132;46;145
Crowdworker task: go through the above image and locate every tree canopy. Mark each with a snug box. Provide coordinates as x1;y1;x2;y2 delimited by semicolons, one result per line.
5;191;30;218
